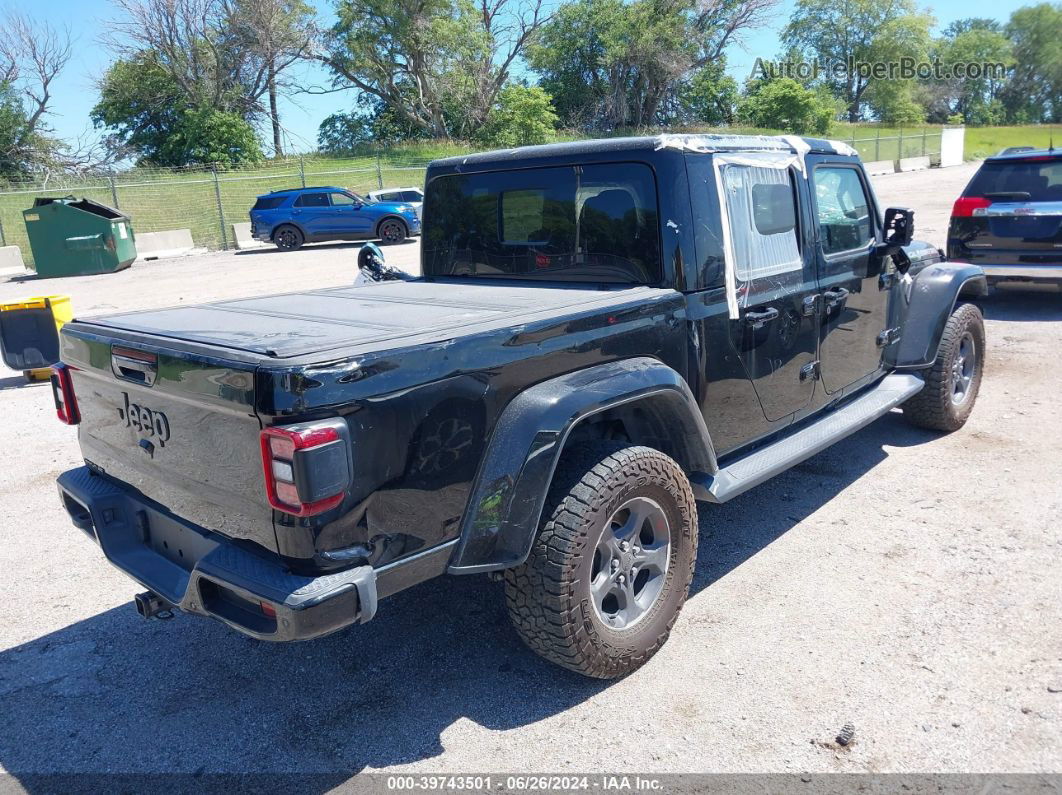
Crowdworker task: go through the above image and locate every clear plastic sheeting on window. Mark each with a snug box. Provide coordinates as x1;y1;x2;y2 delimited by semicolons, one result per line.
714;155;802;318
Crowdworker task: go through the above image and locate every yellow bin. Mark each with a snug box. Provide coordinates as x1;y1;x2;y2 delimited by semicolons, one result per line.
0;294;73;381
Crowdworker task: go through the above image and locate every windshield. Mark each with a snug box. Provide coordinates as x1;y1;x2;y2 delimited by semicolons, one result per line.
421;163;661;284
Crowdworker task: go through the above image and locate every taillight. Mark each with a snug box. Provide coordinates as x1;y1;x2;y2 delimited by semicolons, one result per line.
51;363;80;425
260;420;352;517
951;197;992;218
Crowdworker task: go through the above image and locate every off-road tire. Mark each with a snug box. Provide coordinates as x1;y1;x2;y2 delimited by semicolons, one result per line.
274;224;304;252
504;443;697;679
377;218;408;245
902;302;985;432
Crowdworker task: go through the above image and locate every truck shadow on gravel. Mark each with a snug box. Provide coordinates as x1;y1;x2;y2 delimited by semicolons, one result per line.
0;413;937;781
981;288;1062;323
0;375;47;392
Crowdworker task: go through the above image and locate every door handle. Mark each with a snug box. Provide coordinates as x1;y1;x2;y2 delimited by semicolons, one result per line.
744;306;780;329
823;287;849;307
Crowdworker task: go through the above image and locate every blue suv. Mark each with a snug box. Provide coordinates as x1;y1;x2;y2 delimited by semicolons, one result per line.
250;186;421;251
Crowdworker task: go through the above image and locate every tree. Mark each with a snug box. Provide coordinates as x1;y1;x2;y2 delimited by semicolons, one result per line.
738;76;834;134
317;95;428;153
314;0;547;139
1000;3;1062;123
161;107;263;165
937;28;1013;125
782;0;934;122
317;111;373;154
92;52;262;166
0;81;35;176
476;84;558;147
672;62;740;125
227;0;316;156
0;10;72;172
529;0;777;131
107;0;314;146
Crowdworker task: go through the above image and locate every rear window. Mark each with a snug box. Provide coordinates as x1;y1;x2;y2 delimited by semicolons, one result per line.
252;196;287;211
964;157;1062;202
422;163;661;284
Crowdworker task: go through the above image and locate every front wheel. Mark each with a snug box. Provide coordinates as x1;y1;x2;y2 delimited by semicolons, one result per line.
377;218;408;245
504;443;697;679
901;302;985;431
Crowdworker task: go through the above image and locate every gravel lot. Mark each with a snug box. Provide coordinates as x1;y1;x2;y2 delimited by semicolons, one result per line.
1;161;1060;777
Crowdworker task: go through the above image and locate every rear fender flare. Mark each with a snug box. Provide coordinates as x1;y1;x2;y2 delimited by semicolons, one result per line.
890;262;987;369
447;357;716;575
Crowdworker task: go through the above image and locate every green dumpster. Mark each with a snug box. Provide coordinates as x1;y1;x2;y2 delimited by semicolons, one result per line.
23;196;137;277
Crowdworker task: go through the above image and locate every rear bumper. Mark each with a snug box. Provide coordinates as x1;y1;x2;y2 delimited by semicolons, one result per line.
57;466;377;641
981;264;1062;283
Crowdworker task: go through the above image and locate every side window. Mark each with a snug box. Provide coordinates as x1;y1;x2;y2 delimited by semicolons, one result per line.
331;192;357;206
813;167;873;254
294;192;329;208
401;190;423;202
720;164;801;281
376;192;397;202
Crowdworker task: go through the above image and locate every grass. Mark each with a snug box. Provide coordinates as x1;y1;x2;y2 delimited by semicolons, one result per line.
2;123;1058;269
959;125;1062;160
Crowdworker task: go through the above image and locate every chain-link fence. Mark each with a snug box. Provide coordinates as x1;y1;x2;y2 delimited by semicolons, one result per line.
840;127;944;163
0;153;432;268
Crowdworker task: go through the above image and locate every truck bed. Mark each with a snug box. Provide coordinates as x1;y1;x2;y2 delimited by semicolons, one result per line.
71;279;663;363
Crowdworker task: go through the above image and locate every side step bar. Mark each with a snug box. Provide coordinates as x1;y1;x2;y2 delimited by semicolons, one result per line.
691;373;924;504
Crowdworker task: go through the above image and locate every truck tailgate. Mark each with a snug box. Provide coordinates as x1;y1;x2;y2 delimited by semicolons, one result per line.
60;328;275;552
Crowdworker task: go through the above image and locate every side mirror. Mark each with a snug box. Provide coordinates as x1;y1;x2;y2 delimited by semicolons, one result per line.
878;207;915;274
883;207;914;248
358;242;385;272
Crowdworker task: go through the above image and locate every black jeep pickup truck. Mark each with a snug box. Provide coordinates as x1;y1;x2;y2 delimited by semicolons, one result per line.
53;135;986;678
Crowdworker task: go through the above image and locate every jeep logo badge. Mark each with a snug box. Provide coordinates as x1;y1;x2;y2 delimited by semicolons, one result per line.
118;392;171;448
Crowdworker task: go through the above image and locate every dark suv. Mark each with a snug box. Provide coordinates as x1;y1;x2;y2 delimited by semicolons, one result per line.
947;148;1062;287
250;186;421;251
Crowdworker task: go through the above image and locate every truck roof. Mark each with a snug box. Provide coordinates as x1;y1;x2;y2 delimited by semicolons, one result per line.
428;134;857;170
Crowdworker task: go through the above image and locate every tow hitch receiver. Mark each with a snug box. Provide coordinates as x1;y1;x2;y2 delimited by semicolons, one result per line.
134;591;174;620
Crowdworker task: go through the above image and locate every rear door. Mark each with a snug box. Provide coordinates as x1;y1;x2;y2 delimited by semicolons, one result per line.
717;159;820;421
809;159;889;394
950;155;1062;269
291;191;332;235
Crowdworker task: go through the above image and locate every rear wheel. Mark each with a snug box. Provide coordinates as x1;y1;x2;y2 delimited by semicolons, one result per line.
273;224;304;252
902;302;985;431
378;218;408;245
504;443;697;679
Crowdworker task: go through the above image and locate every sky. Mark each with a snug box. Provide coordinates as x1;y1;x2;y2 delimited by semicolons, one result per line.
4;0;1034;156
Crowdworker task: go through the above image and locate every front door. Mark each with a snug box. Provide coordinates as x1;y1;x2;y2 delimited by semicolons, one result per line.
327;191;374;236
808;160;889;394
717;160;820;422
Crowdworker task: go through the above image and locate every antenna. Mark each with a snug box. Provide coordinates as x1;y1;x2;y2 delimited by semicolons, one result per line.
1050;135;1055;152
